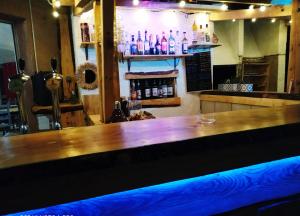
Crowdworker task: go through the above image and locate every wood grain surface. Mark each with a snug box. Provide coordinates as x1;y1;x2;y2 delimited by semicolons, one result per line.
1;105;300;170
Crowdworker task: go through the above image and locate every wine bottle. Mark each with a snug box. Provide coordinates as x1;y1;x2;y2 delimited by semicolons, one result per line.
130;35;137;55
158;79;163;97
155;35;161;55
175;30;181;55
144;30;150;55
149;34;155;55
182;32;188;54
137;31;143;55
110;101;127;123
144;80;151;99
152;79;158;98
168;30;176;55
199;25;205;43
162;79;168;98
136;80;142;100
130;80;137;100
192;20;198;44
161;32;168;55
205;24;210;42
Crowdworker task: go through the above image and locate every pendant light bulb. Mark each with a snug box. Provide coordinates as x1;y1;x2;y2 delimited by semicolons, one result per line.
271;18;276;23
232;19;236;22
54;0;61;8
133;0;139;6
249;5;254;10
251;18;256;23
52;10;59;18
179;0;186;8
260;5;266;12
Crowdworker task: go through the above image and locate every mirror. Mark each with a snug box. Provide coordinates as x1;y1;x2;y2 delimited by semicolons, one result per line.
76;62;98;90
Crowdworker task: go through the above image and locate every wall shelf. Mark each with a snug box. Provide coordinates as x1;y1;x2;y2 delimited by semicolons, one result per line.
141;97;181;107
123;54;193;72
125;70;178;80
188;43;221;54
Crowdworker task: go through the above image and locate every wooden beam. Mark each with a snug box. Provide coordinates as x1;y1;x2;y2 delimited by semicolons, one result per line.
94;1;104;122
210;5;291;21
59;11;75;99
287;0;300;93
74;0;91;8
100;0;120;123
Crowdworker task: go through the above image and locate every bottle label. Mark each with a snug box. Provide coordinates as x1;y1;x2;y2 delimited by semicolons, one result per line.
152;88;158;96
169;41;175;52
137;42;143;52
161;42;168;51
145;89;151;98
131;91;137;100
144;43;150;51
167;86;173;96
137;90;142;100
162;86;168;96
183;43;188;52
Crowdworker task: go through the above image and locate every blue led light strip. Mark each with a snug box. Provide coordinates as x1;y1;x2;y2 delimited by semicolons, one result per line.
10;156;300;216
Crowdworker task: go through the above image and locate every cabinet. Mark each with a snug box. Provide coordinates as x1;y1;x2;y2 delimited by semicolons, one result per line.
242;57;270;91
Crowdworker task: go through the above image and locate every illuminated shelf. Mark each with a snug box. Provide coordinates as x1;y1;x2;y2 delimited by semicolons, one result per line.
141;97;181;107
125;70;178;80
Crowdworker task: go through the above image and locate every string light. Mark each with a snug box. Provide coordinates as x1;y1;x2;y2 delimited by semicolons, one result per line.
54;0;61;8
133;0;139;6
251;18;256;22
221;4;228;11
179;0;186;8
249;5;254;10
52;10;59;18
289;20;292;24
260;5;266;12
271;18;276;23
232;19;236;22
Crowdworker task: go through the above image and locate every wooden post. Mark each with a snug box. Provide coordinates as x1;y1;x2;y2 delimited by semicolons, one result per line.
59;10;75;99
99;0;120;123
287;0;300;93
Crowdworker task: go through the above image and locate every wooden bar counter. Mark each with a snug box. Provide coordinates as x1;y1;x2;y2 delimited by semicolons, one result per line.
1;104;300;214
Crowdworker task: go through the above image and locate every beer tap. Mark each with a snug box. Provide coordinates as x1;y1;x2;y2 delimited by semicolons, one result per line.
45;58;63;130
8;59;30;134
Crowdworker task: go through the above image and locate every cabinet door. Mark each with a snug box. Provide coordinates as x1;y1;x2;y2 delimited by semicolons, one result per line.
185;52;212;92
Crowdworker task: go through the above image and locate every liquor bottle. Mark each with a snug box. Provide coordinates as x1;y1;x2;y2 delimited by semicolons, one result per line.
130;80;137;100
152;79;158;98
199;25;205;43
182;32;188;54
120;97;130;117
144;80;151;99
161;32;168;55
167;79;174;97
137;31;144;55
83;23;90;42
192;20;198;44
125;33;130;55
168;30;176;55
155;35;161;55
144;30;150;55
110;101;127;123
136;80;142;100
175;30;181;55
162;79;168;98
130;35;137;55
149;34;155;55
158;79;163;97
205;24;211;42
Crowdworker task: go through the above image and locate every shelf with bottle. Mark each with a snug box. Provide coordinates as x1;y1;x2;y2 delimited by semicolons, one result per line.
129;78;180;107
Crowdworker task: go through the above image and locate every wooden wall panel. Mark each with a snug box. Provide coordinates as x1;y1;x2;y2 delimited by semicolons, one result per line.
215;102;232;112
201;101;215;114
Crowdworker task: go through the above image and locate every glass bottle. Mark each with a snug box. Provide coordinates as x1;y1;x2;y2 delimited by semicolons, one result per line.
167;79;174;97
130;35;137;55
192;20;198;44
205;24;210;42
175;30;181;55
199;25;205;43
168;30;176;55
161;32;168;55
182;32;188;54
144;30;150;55
136;80;142;100
162;79;168;98
144;80;151;99
137;31;143;55
110;101;127;123
155;35;161;55
130;80;137;100
149;34;155;55
152;79;158;98
158;79;163;97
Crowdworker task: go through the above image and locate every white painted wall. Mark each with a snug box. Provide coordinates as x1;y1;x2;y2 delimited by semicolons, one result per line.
116;8;202;117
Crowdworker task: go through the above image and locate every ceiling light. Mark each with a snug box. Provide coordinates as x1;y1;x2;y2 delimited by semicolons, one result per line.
221;4;228;11
52;10;59;18
232;19;236;22
271;18;276;23
260;5;266;12
179;0;186;7
251;18;256;22
133;0;139;6
249;5;254;10
54;0;61;8
289;20;292;24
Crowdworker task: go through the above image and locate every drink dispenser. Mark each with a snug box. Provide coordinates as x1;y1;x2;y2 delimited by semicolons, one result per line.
45;58;63;130
8;59;30;134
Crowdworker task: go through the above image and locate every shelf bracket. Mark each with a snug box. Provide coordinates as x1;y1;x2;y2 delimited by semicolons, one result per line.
127;58;131;72
174;57;177;70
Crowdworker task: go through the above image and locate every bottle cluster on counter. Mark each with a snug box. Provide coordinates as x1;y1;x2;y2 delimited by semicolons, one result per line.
120;30;189;55
191;21;218;44
130;78;174;100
